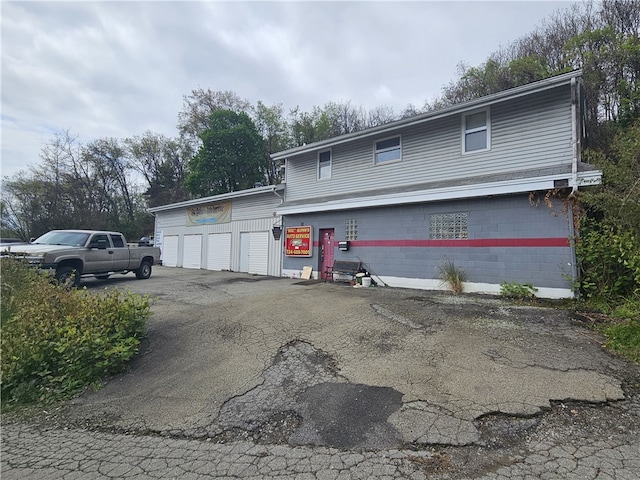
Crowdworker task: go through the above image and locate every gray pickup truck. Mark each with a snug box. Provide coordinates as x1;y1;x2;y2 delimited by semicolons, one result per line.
2;229;161;286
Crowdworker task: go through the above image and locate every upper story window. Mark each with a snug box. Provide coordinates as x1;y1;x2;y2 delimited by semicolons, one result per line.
318;150;331;180
374;135;401;164
463;108;490;153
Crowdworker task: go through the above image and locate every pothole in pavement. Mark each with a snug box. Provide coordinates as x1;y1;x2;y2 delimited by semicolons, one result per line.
213;339;637;452
215;340;404;449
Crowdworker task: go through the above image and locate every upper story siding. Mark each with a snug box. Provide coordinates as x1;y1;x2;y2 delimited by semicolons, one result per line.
283;85;574;203
153;187;283;229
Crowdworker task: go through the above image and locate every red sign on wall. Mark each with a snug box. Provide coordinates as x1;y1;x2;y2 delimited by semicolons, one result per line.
285;226;313;257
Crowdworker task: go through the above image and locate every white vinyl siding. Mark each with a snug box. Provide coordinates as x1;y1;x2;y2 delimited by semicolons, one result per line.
162;235;179;267
182;234;202;269
283;86;573;202
206;233;231;270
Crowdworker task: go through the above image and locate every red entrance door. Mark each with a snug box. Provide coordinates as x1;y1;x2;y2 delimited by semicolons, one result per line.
320;229;335;280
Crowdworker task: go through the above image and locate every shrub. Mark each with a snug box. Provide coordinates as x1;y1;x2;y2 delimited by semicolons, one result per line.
437;258;467;295
500;282;538;299
575;221;640;300
1;259;152;407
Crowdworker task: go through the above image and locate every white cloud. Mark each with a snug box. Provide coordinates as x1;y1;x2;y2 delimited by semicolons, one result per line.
1;0;570;178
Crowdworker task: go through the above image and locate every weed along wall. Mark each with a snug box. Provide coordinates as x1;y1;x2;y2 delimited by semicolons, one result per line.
281;193;575;298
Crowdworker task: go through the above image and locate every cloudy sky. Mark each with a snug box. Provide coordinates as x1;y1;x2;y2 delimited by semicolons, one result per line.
2;0;573;178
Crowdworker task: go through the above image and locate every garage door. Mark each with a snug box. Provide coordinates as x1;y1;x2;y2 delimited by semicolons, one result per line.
162;235;179;267
183;234;202;269
206;233;231;271
248;231;269;275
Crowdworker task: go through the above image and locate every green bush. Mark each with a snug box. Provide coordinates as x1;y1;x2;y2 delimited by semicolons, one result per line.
1;259;152;407
575;222;640;300
500;282;538;299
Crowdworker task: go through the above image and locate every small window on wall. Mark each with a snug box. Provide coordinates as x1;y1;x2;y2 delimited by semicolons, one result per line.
430;212;468;239
463;108;490;153
318;150;331;180
374;136;401;164
345;219;358;240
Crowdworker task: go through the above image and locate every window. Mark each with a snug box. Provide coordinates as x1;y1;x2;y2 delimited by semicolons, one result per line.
463;108;490;153
110;234;125;248
345;219;358;240
375;135;401;164
430;212;468;239
318;150;331;179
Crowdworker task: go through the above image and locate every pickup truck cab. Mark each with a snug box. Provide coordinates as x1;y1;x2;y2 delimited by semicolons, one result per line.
2;229;161;287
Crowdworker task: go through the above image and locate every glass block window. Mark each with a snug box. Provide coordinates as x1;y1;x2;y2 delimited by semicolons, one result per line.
430;212;468;239
345;219;358;240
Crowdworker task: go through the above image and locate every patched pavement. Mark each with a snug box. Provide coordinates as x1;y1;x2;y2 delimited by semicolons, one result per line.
2;267;639;479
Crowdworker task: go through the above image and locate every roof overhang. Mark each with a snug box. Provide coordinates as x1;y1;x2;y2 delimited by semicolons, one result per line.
276;170;601;216
271;70;583;162
148;184;284;213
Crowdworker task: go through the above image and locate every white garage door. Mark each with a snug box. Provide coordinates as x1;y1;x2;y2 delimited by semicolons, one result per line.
162;235;179;267
183;234;202;269
206;233;231;271
248;231;269;275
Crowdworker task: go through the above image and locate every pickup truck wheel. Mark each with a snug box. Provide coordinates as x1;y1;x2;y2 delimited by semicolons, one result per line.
135;260;152;279
55;266;80;287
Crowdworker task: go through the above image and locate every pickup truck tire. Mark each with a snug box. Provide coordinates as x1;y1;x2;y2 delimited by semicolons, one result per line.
55;266;81;287
135;260;152;279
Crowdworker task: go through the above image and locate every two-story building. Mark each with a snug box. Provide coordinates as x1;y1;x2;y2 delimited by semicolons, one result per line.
273;70;602;298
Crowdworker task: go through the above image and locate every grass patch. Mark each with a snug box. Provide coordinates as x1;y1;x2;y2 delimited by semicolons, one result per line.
575;294;640;364
1;258;152;409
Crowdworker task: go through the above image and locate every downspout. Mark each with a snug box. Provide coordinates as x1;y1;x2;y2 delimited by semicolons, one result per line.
568;77;581;297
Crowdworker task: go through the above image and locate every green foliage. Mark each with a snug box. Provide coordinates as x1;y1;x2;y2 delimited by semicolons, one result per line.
500;282;538;299
1;259;152;407
575;221;640;300
185;110;268;196
437;258;467;295
602;318;640;364
596;293;640;364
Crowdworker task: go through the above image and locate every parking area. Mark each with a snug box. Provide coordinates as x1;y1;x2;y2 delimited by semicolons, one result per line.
3;266;639;478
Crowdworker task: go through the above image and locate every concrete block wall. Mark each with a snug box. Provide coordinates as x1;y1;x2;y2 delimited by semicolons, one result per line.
282;193;575;291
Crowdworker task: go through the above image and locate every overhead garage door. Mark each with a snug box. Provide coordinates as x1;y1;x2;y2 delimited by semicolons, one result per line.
206;233;231;271
162;235;179;267
248;231;269;275
183;234;202;269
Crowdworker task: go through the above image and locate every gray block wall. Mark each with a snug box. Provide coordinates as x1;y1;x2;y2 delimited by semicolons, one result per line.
282;193;575;289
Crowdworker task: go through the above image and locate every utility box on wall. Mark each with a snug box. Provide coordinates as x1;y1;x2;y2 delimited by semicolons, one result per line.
338;241;350;251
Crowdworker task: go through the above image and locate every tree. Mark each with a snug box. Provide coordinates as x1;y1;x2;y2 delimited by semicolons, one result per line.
126;131;190;207
184;110;267;196
177;88;252;150
253;102;292;185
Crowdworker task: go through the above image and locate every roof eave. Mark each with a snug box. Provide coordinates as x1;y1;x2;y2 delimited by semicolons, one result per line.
148;184;284;213
271;70;583;161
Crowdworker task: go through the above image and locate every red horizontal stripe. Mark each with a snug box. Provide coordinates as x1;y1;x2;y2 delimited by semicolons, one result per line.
312;238;570;248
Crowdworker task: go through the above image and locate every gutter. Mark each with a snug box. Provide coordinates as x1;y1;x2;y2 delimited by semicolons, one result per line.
570;77;580;195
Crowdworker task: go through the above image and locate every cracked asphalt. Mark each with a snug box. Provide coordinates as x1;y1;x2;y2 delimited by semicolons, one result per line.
2;267;639;479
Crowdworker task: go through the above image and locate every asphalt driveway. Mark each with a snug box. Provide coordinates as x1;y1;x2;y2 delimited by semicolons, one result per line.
4;266;639;478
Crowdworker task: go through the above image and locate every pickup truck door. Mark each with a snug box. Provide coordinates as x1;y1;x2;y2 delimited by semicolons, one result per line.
110;234;131;270
85;233;115;273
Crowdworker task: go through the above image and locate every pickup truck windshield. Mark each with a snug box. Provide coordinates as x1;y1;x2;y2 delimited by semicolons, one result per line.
33;231;90;247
